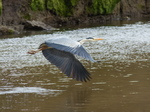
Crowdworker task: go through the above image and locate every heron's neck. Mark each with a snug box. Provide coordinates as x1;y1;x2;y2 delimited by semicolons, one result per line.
78;39;89;44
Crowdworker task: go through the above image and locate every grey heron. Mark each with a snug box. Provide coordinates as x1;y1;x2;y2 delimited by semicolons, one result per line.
27;37;103;82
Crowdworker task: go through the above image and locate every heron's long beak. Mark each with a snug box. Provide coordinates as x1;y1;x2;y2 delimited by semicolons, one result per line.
93;38;104;40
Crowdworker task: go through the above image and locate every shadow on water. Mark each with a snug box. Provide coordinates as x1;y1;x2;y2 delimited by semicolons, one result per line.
0;20;150;112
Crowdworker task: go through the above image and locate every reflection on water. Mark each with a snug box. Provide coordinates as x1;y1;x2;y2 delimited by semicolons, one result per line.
0;21;150;112
0;86;63;96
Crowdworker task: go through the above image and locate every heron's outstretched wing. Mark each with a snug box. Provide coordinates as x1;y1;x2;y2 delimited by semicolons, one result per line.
42;48;91;82
45;37;96;62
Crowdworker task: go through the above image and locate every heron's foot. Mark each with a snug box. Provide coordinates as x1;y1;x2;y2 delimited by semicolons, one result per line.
27;50;38;54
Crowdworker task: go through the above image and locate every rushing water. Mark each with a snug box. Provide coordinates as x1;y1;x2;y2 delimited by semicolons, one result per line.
0;21;150;112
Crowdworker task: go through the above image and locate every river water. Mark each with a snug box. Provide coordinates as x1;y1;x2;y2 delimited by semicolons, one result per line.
0;20;150;112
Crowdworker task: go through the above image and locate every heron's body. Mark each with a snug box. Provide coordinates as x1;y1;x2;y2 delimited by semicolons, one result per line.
28;37;103;82
43;37;96;62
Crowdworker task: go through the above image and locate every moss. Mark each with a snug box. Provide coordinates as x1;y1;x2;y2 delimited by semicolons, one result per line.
30;0;120;17
47;0;69;16
137;4;145;10
0;0;2;15
0;26;18;35
47;0;79;16
23;14;31;20
71;0;80;6
87;0;121;15
31;0;45;11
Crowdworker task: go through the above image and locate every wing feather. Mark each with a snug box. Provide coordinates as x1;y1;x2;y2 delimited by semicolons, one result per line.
45;38;96;62
42;48;91;82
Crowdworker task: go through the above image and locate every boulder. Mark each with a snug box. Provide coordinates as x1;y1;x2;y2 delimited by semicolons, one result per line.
0;26;19;35
24;20;54;31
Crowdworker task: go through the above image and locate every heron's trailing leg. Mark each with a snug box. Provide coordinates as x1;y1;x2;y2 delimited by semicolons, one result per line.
27;48;42;54
27;43;49;54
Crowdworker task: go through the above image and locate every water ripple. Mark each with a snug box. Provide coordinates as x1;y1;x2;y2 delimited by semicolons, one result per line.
0;21;150;71
0;87;63;95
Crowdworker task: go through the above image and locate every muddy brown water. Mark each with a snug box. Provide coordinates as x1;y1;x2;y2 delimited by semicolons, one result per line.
0;21;150;112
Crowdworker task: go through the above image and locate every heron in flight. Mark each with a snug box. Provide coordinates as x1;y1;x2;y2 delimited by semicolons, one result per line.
28;37;103;82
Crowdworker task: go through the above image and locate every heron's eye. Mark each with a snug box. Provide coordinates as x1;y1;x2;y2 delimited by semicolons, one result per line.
86;37;94;39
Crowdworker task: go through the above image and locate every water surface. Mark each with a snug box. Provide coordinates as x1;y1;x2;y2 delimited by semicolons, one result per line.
0;21;150;112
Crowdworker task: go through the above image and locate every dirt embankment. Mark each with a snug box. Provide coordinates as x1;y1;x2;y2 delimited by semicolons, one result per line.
0;0;149;35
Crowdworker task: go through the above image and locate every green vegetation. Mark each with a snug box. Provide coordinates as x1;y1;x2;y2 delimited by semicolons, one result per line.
70;0;80;6
23;14;31;20
46;0;79;16
137;4;145;10
30;0;80;16
47;0;70;16
31;0;45;11
30;0;120;16
87;0;121;15
0;0;2;15
0;26;18;35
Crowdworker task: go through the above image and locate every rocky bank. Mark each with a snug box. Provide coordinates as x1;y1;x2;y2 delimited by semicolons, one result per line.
0;0;149;35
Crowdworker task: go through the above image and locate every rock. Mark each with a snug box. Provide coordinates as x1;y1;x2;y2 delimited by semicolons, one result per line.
0;26;19;35
145;0;150;14
11;25;24;32
24;20;54;31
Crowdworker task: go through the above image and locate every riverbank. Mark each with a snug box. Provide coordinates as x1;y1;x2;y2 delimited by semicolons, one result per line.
0;0;149;36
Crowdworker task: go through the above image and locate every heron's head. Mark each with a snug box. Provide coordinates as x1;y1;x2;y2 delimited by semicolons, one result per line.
79;37;103;44
86;37;103;41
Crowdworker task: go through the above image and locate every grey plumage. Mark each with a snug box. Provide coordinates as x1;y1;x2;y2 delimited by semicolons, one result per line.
45;37;96;62
42;37;95;82
42;48;91;82
28;37;103;82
